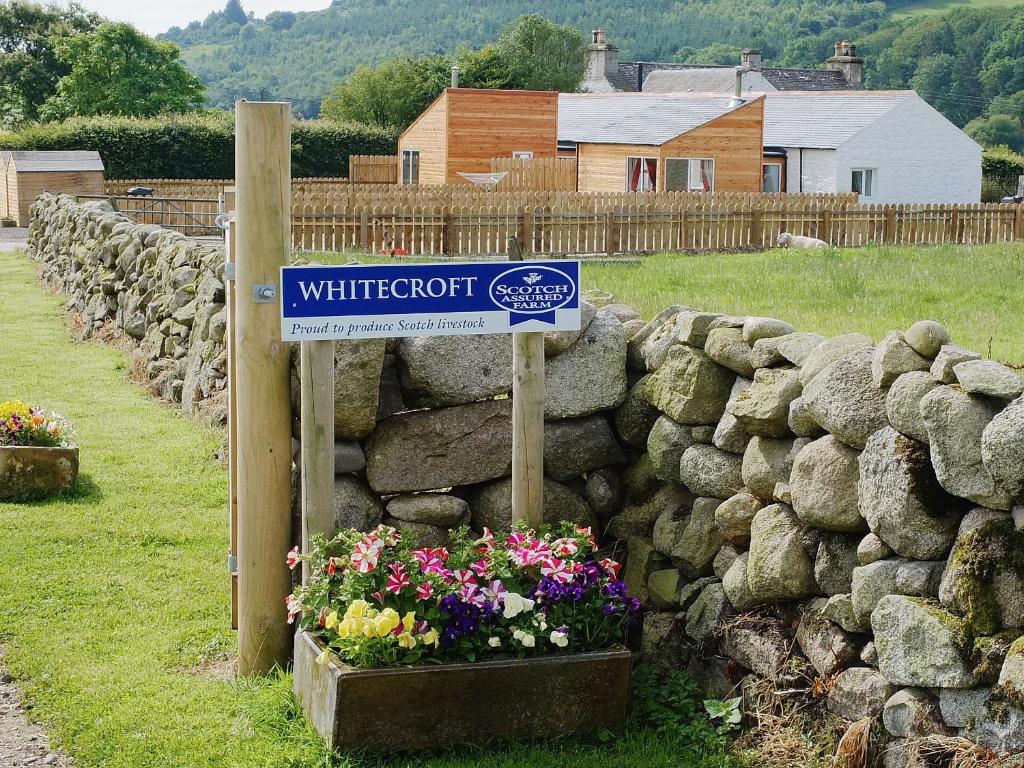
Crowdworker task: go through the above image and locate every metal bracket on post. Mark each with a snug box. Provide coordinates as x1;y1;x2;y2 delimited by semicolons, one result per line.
253;283;276;303
227;553;238;573
225;261;236;282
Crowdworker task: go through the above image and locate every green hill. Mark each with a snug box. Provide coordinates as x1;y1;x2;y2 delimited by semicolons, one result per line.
161;0;1024;150
161;0;893;116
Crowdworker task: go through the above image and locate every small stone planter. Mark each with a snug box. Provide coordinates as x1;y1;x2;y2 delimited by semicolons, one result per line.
0;446;79;500
293;630;631;751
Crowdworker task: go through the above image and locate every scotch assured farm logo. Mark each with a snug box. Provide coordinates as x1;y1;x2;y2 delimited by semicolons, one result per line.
488;265;577;325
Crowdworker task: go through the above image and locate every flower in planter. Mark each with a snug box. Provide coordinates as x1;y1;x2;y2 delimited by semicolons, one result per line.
0;401;74;447
288;522;641;669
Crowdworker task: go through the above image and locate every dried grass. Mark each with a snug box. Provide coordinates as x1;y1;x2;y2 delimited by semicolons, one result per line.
909;735;1021;768
832;717;871;768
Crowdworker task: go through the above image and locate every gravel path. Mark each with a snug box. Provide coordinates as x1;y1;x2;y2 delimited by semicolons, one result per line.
0;657;71;767
0;228;28;252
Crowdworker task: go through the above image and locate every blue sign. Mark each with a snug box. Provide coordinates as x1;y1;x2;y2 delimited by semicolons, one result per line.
280;260;581;341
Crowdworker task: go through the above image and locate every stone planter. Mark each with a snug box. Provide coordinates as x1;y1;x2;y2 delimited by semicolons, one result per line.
0;445;79;500
293;630;631;751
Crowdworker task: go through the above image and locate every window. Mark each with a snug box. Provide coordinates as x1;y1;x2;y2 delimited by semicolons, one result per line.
665;158;715;192
626;156;658;192
851;168;874;197
512;151;534;160
401;149;420;185
762;163;782;193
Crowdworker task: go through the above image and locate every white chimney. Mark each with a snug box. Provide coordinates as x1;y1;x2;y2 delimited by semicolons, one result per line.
826;40;864;88
582;28;621;93
740;48;762;72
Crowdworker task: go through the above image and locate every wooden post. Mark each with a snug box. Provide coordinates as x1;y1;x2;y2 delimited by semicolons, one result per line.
300;341;335;584
750;208;763;249
884;206;898;244
508;235;544;526
234;101;293;676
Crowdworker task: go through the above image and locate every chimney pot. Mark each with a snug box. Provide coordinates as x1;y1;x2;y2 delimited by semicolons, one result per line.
826;39;864;88
740;48;762;72
592;29;606;45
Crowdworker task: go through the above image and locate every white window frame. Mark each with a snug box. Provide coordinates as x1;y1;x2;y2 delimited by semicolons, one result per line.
762;162;783;193
401;149;420;186
512;150;534;160
851;168;875;198
626;155;658;192
664;157;715;192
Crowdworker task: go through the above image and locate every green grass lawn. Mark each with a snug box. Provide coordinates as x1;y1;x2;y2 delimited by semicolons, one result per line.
323;242;1024;366
0;249;735;767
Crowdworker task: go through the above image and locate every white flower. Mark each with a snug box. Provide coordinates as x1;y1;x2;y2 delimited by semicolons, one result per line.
488;636;501;648
532;613;547;631
549;630;569;648
501;592;535;619
512;628;535;647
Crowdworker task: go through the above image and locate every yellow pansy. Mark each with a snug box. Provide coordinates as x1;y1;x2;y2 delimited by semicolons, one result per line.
401;611;416;633
346;599;371;619
422;628;439;647
397;632;417;649
325;610;339;630
315;648;332;666
372;608;401;638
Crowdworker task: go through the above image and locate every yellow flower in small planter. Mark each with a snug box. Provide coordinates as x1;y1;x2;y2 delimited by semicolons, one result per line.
422;628;439;647
325;610;339;630
372;608;401;638
347;600;371;619
401;611;416;633
397;633;416;649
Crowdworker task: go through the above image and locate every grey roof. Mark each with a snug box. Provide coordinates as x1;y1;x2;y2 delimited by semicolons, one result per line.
8;151;104;172
763;92;913;149
558;93;756;145
618;61;854;93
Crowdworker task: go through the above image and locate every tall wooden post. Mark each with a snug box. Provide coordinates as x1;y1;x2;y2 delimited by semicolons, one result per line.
300;341;335;584
508;236;544;525
235;101;293;676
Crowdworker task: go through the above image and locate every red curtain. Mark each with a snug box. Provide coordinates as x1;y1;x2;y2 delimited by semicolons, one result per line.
629;159;642;191
645;159;657;191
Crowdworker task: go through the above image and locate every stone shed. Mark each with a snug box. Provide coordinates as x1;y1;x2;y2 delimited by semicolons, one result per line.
1;151;105;227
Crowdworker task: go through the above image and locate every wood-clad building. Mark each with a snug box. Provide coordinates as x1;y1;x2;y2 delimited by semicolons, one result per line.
398;88;558;186
561;94;765;193
1;151;105;226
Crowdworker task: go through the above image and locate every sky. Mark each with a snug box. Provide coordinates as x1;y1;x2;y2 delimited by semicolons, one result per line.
51;0;330;35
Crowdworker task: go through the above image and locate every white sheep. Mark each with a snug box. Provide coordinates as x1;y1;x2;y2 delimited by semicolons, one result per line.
778;232;829;249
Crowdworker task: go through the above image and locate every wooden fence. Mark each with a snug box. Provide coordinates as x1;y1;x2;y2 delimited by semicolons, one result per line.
292;201;1024;256
491;157;577;191
349;155;398;184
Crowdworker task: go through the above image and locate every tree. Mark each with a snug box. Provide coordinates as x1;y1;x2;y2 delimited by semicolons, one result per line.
320;55;449;130
966;115;1024;153
495;14;585;93
0;1;99;124
222;0;248;27
40;22;205;119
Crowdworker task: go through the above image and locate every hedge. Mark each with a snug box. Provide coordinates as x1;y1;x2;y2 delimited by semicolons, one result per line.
0;112;399;179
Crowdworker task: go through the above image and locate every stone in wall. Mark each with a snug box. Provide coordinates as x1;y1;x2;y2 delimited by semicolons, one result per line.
397;334;511;408
365;400;513;494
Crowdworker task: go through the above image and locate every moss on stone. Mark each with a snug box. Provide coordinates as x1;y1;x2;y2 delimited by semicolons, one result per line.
948;518;1024;637
973;630;1024;684
894;431;968;519
906;596;973;655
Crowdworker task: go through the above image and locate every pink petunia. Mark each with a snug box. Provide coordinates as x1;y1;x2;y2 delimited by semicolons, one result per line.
468;559;490;579
386;569;411;594
474;528;496;552
286;594;303;624
415;582;433;601
350;540;380;573
599;557;622;577
551;538;579;557
451;569;477;587
286;546;301;570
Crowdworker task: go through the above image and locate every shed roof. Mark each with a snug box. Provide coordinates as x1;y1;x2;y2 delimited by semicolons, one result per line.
558;93;758;145
762;91;914;149
8;150;104;172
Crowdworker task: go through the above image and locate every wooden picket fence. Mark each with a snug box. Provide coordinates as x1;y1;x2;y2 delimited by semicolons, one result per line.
292;200;1024;256
490;157;577;191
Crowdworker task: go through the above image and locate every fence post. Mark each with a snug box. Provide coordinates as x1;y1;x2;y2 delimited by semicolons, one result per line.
444;208;455;255
820;208;833;244
883;206;898;244
750;208;763;250
300;342;335;584
234;101;294;677
506;237;544;526
359;209;369;251
1015;203;1024;241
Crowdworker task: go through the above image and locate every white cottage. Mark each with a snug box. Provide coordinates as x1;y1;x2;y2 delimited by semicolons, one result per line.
761;91;982;203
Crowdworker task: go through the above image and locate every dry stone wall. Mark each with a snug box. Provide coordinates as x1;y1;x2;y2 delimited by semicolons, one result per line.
27;194;1024;759
27;194;229;421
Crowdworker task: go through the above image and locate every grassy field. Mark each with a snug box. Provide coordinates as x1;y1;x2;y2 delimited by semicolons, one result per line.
889;0;1023;16
0;249;735;767
324;242;1024;366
